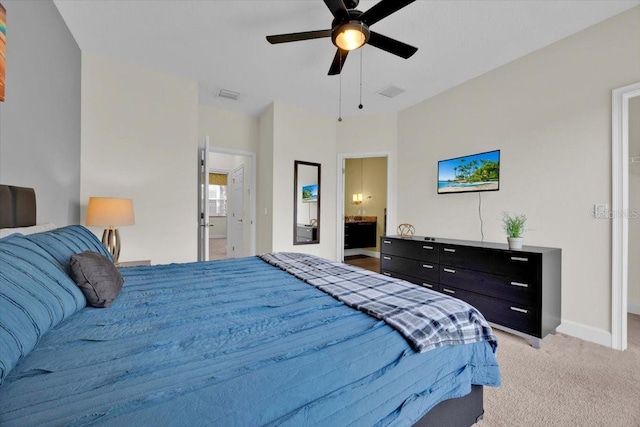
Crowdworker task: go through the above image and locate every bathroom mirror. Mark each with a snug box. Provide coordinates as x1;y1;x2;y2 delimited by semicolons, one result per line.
293;160;321;245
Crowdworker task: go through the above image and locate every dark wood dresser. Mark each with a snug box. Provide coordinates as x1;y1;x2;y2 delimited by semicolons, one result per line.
380;235;561;348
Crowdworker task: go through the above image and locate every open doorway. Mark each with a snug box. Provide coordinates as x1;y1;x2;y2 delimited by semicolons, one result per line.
612;82;640;350
200;146;256;261
337;152;391;271
206;169;229;260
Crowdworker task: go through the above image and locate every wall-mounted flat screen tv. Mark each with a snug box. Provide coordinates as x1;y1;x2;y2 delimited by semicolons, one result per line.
438;150;500;194
302;184;318;202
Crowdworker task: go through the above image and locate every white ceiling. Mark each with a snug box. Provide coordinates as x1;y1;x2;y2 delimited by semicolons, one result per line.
53;0;639;118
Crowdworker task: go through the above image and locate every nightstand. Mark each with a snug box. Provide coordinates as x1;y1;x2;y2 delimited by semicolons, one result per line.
116;260;151;267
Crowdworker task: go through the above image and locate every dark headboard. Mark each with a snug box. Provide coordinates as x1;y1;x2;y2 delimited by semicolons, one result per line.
0;185;36;229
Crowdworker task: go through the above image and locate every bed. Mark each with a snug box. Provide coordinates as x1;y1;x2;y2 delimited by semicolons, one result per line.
0;185;501;426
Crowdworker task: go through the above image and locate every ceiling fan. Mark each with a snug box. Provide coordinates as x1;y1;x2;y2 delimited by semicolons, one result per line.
266;0;418;75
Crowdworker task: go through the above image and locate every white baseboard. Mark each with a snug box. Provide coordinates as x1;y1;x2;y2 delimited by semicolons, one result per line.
361;249;380;259
628;302;640;315
556;319;612;348
343;249;380;259
343;249;361;257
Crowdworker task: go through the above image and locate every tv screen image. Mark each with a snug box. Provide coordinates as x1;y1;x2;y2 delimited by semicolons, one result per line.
437;150;500;194
302;184;318;202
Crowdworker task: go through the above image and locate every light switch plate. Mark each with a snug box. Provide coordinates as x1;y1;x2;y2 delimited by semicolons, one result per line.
594;204;608;219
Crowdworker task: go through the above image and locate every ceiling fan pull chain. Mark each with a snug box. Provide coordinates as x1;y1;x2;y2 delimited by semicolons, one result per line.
359;47;364;110
338;50;343;122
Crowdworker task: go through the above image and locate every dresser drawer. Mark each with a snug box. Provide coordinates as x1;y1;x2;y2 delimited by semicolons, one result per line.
381;255;439;283
380;269;440;292
439;265;537;307
381;238;439;262
438;286;539;336
439;245;539;280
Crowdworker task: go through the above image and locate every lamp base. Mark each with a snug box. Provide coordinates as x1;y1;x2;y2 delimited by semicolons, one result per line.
101;227;121;263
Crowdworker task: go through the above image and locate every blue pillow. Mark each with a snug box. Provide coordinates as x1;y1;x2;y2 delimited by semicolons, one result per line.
0;234;86;384
26;225;113;275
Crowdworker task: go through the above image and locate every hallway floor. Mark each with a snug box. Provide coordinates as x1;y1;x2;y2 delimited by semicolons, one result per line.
344;255;380;273
209;238;227;260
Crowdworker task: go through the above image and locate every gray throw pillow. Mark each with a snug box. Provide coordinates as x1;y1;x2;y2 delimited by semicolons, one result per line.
70;251;124;308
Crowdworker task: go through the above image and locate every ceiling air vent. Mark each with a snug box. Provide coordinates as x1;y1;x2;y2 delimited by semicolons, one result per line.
216;88;241;101
378;84;405;99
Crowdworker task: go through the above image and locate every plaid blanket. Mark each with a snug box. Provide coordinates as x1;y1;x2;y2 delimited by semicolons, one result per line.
259;252;497;353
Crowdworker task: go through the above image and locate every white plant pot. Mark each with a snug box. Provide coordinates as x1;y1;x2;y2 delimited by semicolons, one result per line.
507;237;523;250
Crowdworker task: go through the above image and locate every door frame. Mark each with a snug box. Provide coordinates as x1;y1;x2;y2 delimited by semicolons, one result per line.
336;151;394;262
611;81;640;351
229;163;245;258
207;146;257;257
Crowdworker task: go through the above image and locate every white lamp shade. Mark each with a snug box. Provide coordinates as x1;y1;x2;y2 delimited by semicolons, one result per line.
86;197;135;227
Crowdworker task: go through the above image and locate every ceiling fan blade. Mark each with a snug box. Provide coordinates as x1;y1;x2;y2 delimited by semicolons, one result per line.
367;31;417;59
360;0;416;26
328;48;349;75
323;0;350;22
266;29;331;44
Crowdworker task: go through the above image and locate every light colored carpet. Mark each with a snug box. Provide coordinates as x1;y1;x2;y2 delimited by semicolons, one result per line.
478;314;640;426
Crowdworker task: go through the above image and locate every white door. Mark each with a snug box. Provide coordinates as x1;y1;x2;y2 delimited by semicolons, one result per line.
198;136;211;261
229;164;244;258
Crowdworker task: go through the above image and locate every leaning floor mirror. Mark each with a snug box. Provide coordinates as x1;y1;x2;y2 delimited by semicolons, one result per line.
293;160;321;245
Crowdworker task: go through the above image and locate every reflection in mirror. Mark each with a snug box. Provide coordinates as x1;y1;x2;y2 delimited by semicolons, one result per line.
294;161;321;245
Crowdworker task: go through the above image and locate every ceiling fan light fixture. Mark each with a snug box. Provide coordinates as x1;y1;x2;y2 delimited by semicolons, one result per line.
333;21;370;51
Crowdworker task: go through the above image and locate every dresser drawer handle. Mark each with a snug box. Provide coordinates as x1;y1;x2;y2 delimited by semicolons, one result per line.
422;283;433;288
442;288;456;294
383;240;392;244
444;248;456;253
510;281;529;288
383;256;391;260
510;306;529;314
382;272;391;277
443;268;456;274
422;245;433;250
422;264;434;269
510;256;529;262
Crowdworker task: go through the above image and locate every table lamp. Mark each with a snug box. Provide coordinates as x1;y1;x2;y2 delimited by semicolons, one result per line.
85;197;134;263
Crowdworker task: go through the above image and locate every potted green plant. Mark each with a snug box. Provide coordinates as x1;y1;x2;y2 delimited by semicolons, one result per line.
502;211;527;249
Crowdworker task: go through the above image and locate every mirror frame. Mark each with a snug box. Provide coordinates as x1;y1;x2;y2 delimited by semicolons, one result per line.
293;160;321;245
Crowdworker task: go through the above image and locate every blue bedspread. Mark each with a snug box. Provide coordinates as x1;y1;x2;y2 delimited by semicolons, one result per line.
0;257;500;427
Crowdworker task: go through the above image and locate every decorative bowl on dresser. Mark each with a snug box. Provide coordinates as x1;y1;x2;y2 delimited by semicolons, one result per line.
380;235;561;348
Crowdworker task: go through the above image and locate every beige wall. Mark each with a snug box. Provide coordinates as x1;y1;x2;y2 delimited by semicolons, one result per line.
0;0;81;226
81;53;199;264
396;7;640;344
268;102;338;259
629;96;640;313
257;105;275;254
198;105;258;153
